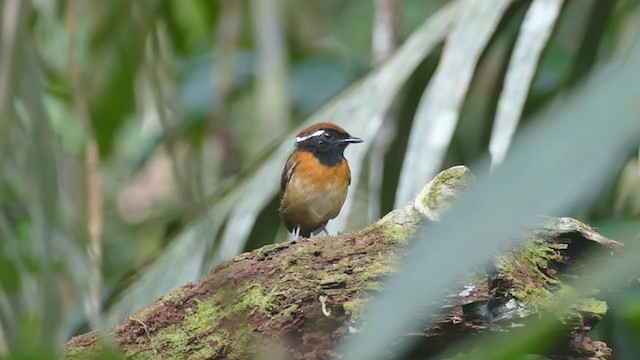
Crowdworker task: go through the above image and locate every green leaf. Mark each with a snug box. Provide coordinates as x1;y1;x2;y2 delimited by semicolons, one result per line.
0;254;20;294
88;1;155;157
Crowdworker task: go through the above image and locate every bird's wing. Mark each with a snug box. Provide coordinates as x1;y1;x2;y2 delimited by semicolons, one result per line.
281;152;297;194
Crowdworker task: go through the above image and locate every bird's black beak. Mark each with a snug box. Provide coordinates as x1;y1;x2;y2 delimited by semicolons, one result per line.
342;136;363;144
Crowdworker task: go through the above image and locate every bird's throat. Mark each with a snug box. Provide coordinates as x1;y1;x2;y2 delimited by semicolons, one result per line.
311;148;344;167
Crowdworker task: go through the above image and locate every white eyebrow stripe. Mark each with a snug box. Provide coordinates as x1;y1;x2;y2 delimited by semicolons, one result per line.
296;129;325;143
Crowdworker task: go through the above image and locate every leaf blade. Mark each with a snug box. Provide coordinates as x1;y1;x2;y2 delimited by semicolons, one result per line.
489;0;564;168
395;0;514;207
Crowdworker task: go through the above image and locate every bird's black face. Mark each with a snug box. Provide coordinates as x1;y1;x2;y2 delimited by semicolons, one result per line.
295;127;363;167
295;128;362;153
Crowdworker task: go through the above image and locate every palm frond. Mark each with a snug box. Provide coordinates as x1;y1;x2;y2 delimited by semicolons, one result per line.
395;0;513;207
344;33;640;359
489;0;564;168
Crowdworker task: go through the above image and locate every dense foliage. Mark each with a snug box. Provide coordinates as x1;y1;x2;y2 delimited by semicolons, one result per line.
0;0;639;358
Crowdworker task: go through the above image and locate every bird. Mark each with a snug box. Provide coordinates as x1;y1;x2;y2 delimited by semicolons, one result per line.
279;122;363;239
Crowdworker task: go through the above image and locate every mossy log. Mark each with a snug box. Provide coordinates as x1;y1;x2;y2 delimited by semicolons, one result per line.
63;166;622;360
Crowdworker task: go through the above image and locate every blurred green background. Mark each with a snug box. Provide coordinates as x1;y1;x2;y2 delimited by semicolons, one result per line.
1;0;639;358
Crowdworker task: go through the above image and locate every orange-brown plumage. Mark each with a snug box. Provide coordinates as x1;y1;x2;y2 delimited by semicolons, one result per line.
294;151;351;188
279;123;362;238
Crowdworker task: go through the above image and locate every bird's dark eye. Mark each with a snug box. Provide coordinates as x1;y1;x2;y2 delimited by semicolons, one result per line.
322;132;333;140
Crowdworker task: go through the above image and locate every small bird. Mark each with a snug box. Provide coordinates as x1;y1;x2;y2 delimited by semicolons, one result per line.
279;123;363;238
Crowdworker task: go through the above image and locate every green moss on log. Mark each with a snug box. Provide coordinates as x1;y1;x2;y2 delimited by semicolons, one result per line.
125;280;288;359
343;297;371;321
575;298;608;320
495;235;567;311
420;165;473;214
494;234;609;326
383;220;417;245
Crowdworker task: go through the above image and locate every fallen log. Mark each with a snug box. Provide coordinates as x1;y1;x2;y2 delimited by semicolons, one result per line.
63;166;621;359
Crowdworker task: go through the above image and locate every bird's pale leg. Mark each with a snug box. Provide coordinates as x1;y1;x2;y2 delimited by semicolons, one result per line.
293;226;301;239
320;225;331;236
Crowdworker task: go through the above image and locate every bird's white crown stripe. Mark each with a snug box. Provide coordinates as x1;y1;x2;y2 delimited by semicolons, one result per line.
296;129;325;143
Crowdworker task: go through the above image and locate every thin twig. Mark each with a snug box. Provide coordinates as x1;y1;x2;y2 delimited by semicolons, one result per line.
147;24;195;203
372;0;399;64
129;317;158;355
66;0;103;331
0;0;26;151
251;0;289;146
209;0;241;178
0;286;13;355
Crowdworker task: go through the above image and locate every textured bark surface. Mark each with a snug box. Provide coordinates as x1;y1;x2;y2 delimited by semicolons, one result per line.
63;167;621;360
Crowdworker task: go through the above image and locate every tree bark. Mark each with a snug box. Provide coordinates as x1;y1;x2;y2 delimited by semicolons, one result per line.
63;166;621;360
